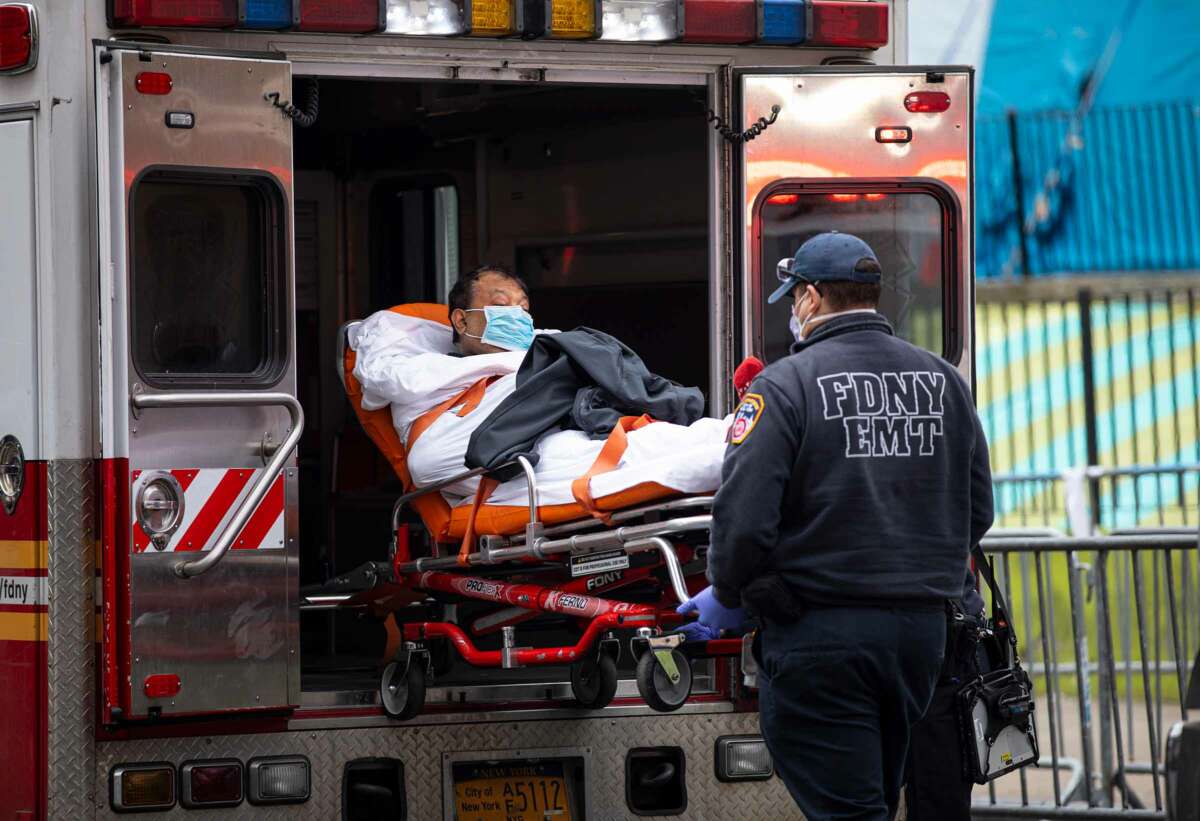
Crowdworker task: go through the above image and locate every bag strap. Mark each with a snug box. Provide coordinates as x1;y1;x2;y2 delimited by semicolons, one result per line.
970;543;1019;660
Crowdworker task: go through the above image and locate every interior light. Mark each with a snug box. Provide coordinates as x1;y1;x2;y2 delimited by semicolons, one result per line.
293;0;384;32
247;756;311;805
875;125;911;143
134;71;174;96
110;0;238;27
181;760;244;809
111;763;176;812
547;0;599;38
756;0;803;45
806;0;887;49
714;735;774;781
0;4;36;74
469;0;519;36
828;192;860;202
681;0;754;43
384;0;469;34
904;91;951;113
238;0;292;28
599;0;680;41
767;192;800;205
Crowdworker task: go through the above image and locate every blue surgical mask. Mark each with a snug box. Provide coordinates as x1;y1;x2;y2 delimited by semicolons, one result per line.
465;305;535;351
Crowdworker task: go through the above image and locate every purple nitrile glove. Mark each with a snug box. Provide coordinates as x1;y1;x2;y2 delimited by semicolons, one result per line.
675;620;721;643
676;586;746;633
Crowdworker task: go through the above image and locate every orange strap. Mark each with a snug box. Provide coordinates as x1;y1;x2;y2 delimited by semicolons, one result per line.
458;476;499;565
571;415;655;525
408;377;497;447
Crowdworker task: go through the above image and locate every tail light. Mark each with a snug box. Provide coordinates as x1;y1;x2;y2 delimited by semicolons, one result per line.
180;760;244;809
110;763;176;812
756;0;804;45
548;0;600;38
599;0;680;41
247;756;311;805
681;0;755;44
110;0;238;27
904;91;951;113
0;3;36;74
293;0;384;32
806;0;887;49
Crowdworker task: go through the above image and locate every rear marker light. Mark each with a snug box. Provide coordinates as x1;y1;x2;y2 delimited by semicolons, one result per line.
247;755;311;805
110;0;238;27
548;0;600;38
599;0;681;41
110;763;176;812
292;0;384;32
682;0;755;44
904;91;951;113
180;759;244;809
756;0;803;45
135;71;173;95
714;735;774;781
143;673;181;698
0;3;36;74
385;0;469;35
238;0;292;28
806;0;888;49
875;126;911;143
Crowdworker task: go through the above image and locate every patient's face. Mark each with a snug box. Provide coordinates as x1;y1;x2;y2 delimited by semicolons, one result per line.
454;272;531;356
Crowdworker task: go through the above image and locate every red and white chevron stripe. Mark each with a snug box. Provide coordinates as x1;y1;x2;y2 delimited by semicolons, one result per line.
131;468;285;554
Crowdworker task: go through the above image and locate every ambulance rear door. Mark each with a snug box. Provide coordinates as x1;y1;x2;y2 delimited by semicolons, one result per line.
736;66;974;376
95;42;300;720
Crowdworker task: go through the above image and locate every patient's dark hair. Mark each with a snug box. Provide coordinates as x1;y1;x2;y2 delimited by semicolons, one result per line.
447;264;529;343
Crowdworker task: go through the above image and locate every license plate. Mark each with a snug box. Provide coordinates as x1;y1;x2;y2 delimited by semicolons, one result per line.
453;761;573;821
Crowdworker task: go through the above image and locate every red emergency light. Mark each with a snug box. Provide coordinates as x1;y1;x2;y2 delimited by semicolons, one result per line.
293;0;384;32
806;0;887;49
904;91;951;113
110;0;237;27
680;0;756;44
0;3;36;73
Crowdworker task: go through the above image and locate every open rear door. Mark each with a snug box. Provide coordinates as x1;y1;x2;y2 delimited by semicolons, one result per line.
737;67;974;377
95;42;300;720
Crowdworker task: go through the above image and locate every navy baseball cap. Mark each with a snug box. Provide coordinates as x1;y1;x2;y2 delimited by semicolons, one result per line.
767;231;881;304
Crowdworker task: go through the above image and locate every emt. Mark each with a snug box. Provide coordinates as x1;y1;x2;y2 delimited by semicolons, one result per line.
679;231;994;820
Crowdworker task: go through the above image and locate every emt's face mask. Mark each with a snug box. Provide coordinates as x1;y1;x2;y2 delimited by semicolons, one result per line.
464;305;535;351
790;285;818;342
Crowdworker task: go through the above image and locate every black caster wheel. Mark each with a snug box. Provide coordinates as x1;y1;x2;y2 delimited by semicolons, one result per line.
570;654;619;709
380;657;426;720
635;648;692;712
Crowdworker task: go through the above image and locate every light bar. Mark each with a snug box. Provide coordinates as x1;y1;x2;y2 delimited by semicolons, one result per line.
469;0;519;36
385;0;469;35
110;763;176;813
756;0;804;45
806;0;887;49
292;0;384;32
0;4;37;74
548;0;600;38
238;0;291;28
110;0;238;27
247;756;311;805
681;0;754;43
714;735;774;781
599;0;680;41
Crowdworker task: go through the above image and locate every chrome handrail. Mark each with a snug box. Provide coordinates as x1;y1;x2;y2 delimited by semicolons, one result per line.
131;391;304;578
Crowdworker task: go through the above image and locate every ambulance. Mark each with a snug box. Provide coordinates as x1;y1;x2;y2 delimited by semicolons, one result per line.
0;0;974;815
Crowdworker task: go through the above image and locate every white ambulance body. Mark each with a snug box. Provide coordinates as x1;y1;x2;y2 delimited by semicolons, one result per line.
0;0;977;815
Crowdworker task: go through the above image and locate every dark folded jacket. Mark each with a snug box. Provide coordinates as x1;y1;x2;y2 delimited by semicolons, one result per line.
466;328;705;473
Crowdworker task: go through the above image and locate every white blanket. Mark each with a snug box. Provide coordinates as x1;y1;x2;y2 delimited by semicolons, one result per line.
350;309;729;507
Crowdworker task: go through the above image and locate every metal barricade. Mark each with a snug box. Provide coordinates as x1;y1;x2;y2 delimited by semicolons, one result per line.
971;531;1199;819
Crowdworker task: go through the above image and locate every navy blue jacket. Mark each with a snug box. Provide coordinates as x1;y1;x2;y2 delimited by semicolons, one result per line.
709;313;994;609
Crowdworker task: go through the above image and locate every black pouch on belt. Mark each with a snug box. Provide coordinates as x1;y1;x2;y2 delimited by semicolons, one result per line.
741;574;802;624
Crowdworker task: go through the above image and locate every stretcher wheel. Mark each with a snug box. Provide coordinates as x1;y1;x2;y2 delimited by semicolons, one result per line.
636;648;692;712
380;658;426;720
570;654;619;709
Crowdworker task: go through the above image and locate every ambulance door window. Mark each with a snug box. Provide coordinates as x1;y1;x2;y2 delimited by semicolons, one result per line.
130;171;286;385
756;186;956;365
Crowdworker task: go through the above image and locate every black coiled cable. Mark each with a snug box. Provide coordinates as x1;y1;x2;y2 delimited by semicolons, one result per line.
704;104;781;144
264;78;319;128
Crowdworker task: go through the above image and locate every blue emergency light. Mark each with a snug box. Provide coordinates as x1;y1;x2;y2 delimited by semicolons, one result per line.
756;0;804;45
238;0;291;28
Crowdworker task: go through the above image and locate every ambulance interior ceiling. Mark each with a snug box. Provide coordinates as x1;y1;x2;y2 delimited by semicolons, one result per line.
291;79;710;679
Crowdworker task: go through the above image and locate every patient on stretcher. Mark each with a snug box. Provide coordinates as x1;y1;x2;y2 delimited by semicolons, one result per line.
349;267;731;510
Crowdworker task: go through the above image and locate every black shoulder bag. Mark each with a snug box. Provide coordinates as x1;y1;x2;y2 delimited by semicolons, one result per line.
957;545;1040;783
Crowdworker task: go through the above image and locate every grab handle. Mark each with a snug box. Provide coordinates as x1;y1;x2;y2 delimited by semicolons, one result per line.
130;391;304;578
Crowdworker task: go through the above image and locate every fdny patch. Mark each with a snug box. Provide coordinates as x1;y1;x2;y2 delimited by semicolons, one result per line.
730;393;764;444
